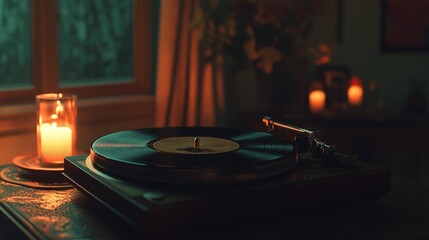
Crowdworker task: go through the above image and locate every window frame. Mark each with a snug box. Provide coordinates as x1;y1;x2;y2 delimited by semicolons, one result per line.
0;0;155;138
0;0;152;104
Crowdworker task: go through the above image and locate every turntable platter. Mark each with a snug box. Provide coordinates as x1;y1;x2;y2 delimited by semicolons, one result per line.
90;127;298;183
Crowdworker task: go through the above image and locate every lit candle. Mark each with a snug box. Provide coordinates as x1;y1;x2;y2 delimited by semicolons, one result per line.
309;90;326;113
348;85;363;106
36;93;76;166
40;123;72;164
348;76;364;106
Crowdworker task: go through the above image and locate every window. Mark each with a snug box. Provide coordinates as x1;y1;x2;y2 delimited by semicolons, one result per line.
0;0;156;138
0;0;152;103
0;0;33;91
58;0;133;86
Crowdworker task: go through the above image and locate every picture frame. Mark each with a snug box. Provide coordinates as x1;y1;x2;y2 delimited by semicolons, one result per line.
315;65;350;108
381;0;429;52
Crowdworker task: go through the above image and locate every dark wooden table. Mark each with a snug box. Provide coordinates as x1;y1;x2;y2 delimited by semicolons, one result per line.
1;163;429;240
0;164;138;240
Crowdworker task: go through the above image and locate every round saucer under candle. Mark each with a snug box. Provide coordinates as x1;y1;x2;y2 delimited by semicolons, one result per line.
1;154;72;189
12;153;64;172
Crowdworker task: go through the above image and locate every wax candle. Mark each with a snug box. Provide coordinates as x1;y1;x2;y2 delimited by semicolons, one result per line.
36;93;76;166
309;90;326;113
40;123;72;164
348;85;363;106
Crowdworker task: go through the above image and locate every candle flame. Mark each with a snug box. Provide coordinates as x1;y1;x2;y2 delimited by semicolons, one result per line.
56;105;64;114
55;100;64;115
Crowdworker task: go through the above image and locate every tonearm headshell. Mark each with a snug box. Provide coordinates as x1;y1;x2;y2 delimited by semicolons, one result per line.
262;116;356;168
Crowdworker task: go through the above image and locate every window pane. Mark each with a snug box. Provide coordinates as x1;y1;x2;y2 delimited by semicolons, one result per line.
57;0;133;86
0;0;32;90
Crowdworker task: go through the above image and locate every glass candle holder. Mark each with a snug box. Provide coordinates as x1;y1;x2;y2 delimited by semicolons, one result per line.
36;93;77;166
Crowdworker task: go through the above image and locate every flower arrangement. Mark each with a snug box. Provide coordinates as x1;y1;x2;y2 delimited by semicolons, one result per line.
195;0;332;74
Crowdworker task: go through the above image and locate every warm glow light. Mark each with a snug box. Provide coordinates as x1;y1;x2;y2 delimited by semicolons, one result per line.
348;85;363;106
40;123;72;164
309;90;326;113
36;93;76;166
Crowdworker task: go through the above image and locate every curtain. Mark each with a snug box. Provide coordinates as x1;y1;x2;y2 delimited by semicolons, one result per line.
155;0;225;127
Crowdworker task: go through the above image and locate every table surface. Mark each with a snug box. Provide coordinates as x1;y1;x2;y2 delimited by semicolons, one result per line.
1;164;429;240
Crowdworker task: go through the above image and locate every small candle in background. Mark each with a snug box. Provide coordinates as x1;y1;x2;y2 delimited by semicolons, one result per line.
309;90;326;113
308;81;325;114
348;76;364;106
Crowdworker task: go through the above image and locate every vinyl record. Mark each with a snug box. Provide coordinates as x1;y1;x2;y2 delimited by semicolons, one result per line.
90;127;297;183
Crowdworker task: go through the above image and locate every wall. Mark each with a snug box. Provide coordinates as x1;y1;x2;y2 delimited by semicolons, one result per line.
315;0;429;113
307;0;429;181
229;0;429;122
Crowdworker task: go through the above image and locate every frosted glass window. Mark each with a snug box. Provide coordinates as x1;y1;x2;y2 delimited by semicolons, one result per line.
0;0;32;89
57;0;133;86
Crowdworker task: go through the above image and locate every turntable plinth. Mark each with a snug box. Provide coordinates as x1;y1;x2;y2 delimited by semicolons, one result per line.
63;155;390;236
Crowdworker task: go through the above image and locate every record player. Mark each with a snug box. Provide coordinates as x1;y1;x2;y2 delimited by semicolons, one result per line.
63;117;390;236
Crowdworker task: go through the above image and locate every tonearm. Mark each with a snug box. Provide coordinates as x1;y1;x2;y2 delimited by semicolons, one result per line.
262;116;356;167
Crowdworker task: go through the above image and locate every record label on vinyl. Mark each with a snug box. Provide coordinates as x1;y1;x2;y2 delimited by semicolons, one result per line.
152;137;240;154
